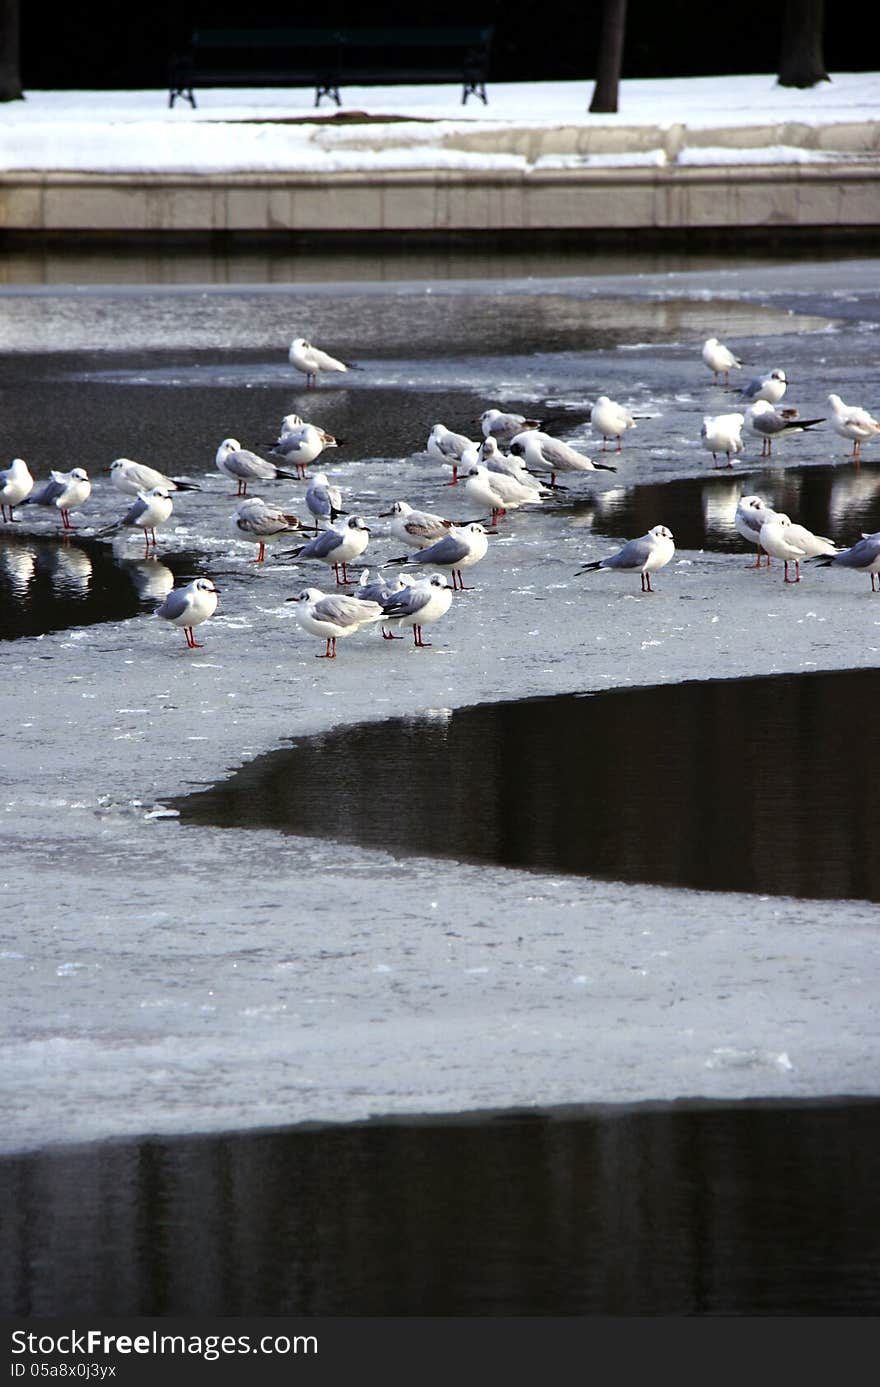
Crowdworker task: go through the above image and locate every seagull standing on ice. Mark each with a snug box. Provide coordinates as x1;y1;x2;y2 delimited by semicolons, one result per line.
741;369;788;405
97;486;174;555
758;513;837;584
701;338;743;385
827;394;880;458
379;573;453;648
289;337;353;388
287;514;371;585
0;457;33;521
378;500;459;550
215;438;298;496
576;525;675;593
735;494;780;568
744;401;825;456
109;458;201;496
287;587;385;658
304;472;346;529
426;423;477;485
386;522;489;591
700;412;745;466
814;531;880;591
590;396;639;452
270;422;340;479
230;497;306;563
156;577;219;649
508;430;616;485
21;468;91;530
463;464;542;525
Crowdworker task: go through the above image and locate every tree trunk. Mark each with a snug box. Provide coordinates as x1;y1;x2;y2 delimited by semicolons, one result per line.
589;0;627;114
0;0;22;101
778;0;830;88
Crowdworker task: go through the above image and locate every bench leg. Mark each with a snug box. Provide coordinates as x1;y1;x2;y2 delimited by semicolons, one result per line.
462;82;488;105
315;85;341;108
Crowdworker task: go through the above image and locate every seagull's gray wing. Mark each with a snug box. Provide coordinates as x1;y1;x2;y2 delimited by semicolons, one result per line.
313;595;373;627
604;535;655;570
156;589;191;620
121;495;150;525
225;450;275;480
751;412;787;437
27;477;66;505
382;584;431;618
836;536;880;567
300;528;343;558
741;377;766;399
416;533;471;565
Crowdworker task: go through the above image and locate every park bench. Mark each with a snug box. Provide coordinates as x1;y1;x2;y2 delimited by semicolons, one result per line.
168;26;495;110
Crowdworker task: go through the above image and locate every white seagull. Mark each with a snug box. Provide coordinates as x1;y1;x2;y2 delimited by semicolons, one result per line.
827;394;880;458
701;337;743;385
230;497;306;564
215;438;298;496
479;436;554;495
270;422;340;479
0;457;34;521
463;464;542;525
735;494;781;568
379;573;453;648
741;369;788;405
590;396;639;452
744;401;825;456
378;500;460;550
287;587;385;658
508;430;616;485
97;486;174;555
156;577;219;649
287;514;371;585
479;408;543;445
21;468;91;530
814;531;880;591
701;412;745;467
289;337;353;388
426;423;477;486
304;471;346;529
386;522;489;591
759;513;837;584
576;525;675;593
109;457;201;496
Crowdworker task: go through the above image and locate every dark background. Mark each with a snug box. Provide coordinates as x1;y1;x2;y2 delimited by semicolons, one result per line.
18;1;880;90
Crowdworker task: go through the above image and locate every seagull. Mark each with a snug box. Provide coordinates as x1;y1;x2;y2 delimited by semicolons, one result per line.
759;513;837;584
744;401;825;456
289;337;353;388
508;430;616;485
827;394;880;458
287;514;371;585
462;464;543;525
155;577;219;649
97;486;174;555
813;531;880;591
701;337;743;385
304;472;346;529
479;408;543;445
701;412;745;467
478;436;554;494
426;423;476;485
230;497;305;563
21;467;91;530
379;573;453;648
270;422;340;479
740;369;788;405
109;457;201;496
735;494;781;568
590;396;639;452
215;438;298;496
378;499;460;549
385;522;489;591
0;457;34;521
576;525;675;593
286;586;385;658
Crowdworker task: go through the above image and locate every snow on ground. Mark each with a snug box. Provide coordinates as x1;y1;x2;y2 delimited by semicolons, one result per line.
1;73;879;173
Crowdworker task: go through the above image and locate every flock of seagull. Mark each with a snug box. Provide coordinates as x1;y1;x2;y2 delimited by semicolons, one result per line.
2;332;880;656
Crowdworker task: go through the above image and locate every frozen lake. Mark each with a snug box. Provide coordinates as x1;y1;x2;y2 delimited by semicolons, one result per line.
2;250;879;1313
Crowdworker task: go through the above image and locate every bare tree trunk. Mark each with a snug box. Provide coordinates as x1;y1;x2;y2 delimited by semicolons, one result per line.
778;0;829;88
0;0;22;101
589;0;627;114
